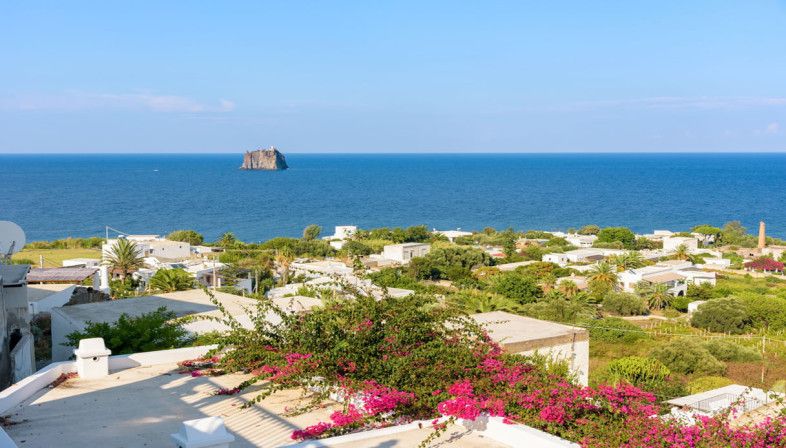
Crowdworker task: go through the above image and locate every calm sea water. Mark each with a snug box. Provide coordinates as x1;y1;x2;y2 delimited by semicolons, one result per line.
1;153;784;242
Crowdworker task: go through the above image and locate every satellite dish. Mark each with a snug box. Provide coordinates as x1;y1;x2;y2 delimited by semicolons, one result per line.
0;221;26;258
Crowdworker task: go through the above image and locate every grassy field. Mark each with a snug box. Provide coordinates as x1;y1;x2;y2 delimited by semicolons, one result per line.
12;248;102;268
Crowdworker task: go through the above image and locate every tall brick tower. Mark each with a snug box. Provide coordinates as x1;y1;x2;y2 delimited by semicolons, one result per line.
758;221;766;249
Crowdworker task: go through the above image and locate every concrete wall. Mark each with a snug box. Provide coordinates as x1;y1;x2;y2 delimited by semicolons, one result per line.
50;308;83;362
517;340;590;386
10;333;34;383
28;285;75;316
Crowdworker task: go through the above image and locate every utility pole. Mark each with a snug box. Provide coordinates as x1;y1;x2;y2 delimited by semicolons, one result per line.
39;255;44;269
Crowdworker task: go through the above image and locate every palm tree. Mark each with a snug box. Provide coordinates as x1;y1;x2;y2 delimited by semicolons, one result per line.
149;268;194;292
105;238;144;280
218;232;238;249
634;281;672;310
275;248;294;285
557;279;579;298
611;251;644;271
588;261;619;298
673;244;690;261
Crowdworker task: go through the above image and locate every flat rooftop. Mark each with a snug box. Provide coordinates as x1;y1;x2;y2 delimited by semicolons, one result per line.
26;283;74;303
4;363;506;448
53;289;320;332
471;311;588;352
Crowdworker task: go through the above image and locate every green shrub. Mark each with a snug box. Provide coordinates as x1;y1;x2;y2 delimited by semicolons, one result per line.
604;356;670;386
166;229;204;245
602;292;648;316
690;297;751;334
650;338;725;376
670;294;691;312
585;317;649;343
65;307;191;354
687;376;733;394
737;295;786;331
596;227;636;249
149;268;194;292
702;339;761;362
487;272;543;303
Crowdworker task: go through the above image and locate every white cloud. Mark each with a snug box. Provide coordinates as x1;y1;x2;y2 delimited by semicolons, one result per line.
765;122;781;134
0;91;235;113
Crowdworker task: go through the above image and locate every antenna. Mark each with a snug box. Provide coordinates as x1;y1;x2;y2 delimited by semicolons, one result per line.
0;221;26;263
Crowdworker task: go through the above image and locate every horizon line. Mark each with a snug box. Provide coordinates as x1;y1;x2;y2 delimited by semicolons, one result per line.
3;150;786;155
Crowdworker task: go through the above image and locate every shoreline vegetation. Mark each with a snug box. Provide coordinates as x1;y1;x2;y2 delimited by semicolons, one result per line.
16;220;786;446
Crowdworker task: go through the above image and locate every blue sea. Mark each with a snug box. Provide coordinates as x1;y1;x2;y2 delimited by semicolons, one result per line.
1;153;785;242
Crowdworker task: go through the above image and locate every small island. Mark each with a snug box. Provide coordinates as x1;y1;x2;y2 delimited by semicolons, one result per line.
240;146;288;170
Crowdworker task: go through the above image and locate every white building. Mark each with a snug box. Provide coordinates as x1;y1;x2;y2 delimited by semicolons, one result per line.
291;259;354;277
667;385;782;425
61;258;101;268
662;236;699;253
617;260;716;296
564;234;597;248
102;235;191;262
472;311;589;386
542;248;618;267
322;226;358;249
382;243;430;264
433;229;473;242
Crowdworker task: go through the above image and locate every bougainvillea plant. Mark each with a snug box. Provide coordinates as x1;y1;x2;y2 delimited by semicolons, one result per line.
745;257;785;272
194;288;786;447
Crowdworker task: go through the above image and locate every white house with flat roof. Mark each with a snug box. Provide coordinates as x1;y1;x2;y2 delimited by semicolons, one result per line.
471;311;589;386
618;261;715;296
542;248;623;267
382;242;430;264
564;234;597;248
662;236;699;253
102;235;192;262
433;229;473;242
666;384;782;425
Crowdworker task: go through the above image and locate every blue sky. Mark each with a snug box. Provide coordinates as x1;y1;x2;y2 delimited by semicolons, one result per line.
2;1;786;153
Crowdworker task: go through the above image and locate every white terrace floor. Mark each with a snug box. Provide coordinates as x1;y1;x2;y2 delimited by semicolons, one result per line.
4;363;504;448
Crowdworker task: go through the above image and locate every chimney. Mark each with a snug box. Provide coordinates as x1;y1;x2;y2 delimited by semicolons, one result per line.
758;221;766;249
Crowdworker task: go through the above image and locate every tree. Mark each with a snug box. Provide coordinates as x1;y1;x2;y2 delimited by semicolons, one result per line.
596;227;636;249
343;240;373;257
721;221;755;247
275;248;294;285
148;268;194;292
557;279;579;298
218;232;239;248
166;229;204;245
610;251;644;271
673;244;690;261
634;282;671;310
650;338;725;376
602;292;648;316
105;238;144;280
65;307;190;354
487;272;543;303
578;225;600;235
302;224;322;241
690;297;751;334
588;261;619;298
